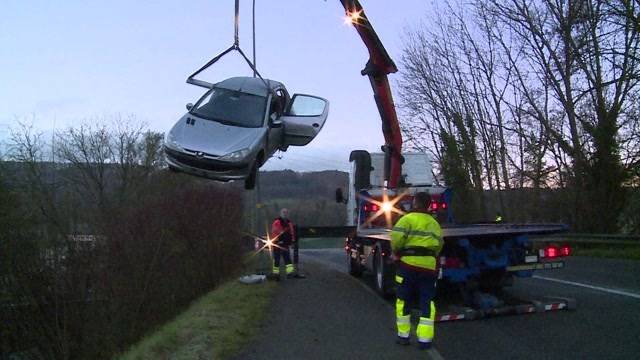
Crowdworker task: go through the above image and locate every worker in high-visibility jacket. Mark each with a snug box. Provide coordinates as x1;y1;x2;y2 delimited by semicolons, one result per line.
270;208;296;279
390;192;443;350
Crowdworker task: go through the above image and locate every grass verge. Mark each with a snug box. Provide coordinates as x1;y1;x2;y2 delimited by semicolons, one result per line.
572;245;640;261
116;254;276;360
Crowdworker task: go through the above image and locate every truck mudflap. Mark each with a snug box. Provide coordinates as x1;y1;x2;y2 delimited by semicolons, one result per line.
435;296;576;323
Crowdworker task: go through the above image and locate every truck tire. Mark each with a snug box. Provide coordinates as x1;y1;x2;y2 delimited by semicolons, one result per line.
373;250;394;298
348;250;363;277
349;150;372;190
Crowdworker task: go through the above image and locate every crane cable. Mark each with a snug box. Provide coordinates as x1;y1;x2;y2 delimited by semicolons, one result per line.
187;0;267;89
252;0;257;78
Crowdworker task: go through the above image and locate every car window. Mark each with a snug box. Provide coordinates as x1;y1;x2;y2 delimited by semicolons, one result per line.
191;88;267;128
289;95;326;116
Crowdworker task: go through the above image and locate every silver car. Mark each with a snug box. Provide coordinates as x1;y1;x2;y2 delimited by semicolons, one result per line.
164;77;329;189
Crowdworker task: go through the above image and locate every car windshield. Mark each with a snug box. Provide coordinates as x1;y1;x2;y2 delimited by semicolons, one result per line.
190;88;267;128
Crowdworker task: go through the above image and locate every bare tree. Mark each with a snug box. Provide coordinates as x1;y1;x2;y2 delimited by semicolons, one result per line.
398;0;639;230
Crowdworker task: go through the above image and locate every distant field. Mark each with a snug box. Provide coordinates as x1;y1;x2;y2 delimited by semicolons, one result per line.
572;246;640;261
537;235;640;261
299;237;344;249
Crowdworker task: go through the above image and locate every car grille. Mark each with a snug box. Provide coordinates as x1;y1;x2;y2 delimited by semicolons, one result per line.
165;147;247;171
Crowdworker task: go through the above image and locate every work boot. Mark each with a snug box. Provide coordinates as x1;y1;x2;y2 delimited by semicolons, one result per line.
418;342;432;350
396;337;410;346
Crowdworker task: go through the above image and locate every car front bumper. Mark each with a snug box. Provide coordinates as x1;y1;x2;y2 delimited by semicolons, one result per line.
164;146;251;181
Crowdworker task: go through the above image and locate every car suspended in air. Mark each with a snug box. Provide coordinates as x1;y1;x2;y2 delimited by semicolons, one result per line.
164;76;329;189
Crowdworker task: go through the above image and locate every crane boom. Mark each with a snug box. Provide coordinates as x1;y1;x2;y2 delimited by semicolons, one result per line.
339;0;403;188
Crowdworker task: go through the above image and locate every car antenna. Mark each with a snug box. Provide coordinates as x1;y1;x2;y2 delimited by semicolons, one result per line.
186;0;270;91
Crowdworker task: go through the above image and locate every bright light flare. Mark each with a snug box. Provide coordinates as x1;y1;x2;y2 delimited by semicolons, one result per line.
344;9;362;25
246;226;285;259
360;189;408;229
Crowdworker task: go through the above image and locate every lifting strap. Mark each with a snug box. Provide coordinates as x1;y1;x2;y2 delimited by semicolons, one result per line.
187;0;269;91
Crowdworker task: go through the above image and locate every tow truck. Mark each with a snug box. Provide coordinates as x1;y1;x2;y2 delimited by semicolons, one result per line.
299;0;576;322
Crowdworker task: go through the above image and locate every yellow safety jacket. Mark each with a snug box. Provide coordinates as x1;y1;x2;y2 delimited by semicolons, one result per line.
391;211;443;271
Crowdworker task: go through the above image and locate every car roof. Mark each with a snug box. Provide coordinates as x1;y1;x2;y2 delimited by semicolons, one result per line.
215;77;283;97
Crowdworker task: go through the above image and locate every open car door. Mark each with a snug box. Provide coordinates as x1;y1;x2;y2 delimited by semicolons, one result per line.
280;94;329;146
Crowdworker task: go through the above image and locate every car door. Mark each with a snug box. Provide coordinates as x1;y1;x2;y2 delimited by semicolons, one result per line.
280;94;329;146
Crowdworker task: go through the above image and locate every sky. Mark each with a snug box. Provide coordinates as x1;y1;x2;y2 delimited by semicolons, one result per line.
0;0;433;172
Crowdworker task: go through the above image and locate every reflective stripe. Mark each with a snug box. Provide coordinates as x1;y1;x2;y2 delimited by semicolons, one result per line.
286;264;294;274
393;227;442;241
419;318;434;326
418;337;433;343
272;266;280;274
396;314;411;338
395;275;403;284
407;230;442;241
416;302;436;342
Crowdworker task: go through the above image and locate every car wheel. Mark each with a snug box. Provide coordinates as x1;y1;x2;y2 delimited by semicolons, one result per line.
244;160;258;190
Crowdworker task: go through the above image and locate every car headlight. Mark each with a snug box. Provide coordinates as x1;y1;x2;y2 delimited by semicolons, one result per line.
219;148;251;161
165;132;182;150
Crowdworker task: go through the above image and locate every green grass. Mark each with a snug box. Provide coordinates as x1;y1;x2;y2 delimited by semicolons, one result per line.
572;245;640;261
299;237;344;249
116;254;276;360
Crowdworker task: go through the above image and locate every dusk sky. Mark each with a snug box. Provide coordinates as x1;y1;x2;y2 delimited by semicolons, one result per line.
1;0;433;172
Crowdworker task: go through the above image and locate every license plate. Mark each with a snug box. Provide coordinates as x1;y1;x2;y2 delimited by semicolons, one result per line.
525;255;538;263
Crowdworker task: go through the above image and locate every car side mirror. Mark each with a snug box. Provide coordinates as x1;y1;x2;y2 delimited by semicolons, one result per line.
269;113;283;128
186;103;194;111
335;188;346;204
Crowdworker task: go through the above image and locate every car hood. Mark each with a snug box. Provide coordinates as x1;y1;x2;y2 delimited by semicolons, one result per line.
169;114;265;155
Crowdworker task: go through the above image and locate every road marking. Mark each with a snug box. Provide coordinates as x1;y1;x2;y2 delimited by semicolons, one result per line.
533;275;640;300
302;253;446;360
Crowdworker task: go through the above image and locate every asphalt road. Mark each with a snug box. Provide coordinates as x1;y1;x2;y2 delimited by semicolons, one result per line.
234;258;442;360
300;249;640;360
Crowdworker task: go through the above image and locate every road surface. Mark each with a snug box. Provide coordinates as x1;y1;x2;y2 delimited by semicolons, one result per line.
301;248;640;360
235;254;442;359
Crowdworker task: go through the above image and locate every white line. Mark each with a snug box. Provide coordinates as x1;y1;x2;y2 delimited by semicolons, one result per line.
533;275;640;300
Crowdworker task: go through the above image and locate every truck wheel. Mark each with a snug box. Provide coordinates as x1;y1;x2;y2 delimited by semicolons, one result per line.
374;250;394;298
348;250;363;277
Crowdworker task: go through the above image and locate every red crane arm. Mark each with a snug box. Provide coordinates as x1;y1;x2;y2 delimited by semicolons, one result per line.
339;0;403;188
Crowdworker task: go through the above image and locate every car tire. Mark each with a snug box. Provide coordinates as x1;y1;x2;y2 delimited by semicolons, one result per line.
244;160;258;190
